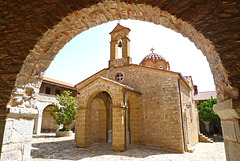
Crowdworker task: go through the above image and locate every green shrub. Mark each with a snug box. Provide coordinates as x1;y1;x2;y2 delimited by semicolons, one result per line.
59;127;71;131
48;91;76;131
198;97;220;124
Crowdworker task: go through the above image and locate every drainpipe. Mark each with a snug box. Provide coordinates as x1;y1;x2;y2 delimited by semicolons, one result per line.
123;90;127;149
123;89;130;147
178;78;186;152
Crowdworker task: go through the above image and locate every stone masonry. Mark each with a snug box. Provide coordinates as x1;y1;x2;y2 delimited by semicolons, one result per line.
75;24;199;153
0;0;240;160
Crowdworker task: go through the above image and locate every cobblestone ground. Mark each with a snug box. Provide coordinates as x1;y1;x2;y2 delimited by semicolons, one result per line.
31;133;226;161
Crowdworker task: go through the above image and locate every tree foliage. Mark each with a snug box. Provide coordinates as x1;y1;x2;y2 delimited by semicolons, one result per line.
198;97;220;124
49;91;76;128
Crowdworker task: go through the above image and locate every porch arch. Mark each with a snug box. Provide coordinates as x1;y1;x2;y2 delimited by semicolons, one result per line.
75;90;115;148
9;1;237;111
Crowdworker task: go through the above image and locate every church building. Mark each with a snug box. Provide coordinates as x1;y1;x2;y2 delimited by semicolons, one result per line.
75;24;199;152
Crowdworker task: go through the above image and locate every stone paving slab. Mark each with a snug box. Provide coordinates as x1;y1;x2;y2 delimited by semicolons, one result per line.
31;133;226;161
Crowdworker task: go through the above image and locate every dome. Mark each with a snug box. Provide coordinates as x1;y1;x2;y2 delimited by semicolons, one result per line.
139;52;170;71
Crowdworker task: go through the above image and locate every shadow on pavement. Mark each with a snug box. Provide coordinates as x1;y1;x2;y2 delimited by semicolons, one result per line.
31;138;176;160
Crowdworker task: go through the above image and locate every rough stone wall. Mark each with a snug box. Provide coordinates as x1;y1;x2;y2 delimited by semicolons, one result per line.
41;105;59;132
109;57;132;68
0;107;37;161
77;78;124;107
106;65;185;152
127;92;141;144
90;99;100;142
75;69;107;90
0;1;238;151
1;0;238;111
0;117;34;161
179;81;199;147
189;101;200;146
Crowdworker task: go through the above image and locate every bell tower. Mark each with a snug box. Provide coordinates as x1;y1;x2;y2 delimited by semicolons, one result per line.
109;23;132;68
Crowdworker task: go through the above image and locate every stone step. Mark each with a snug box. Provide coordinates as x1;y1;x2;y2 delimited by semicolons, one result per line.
199;133;213;143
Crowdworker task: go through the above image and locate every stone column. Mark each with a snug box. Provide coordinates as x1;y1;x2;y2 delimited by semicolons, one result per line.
99;108;107;142
112;106;126;151
202;120;210;133
122;37;130;58
34;112;43;135
214;99;240;161
0;107;37;161
75;107;91;148
129;108;141;144
110;40;118;60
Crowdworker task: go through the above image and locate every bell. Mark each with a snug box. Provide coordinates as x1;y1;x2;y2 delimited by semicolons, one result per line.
118;40;122;48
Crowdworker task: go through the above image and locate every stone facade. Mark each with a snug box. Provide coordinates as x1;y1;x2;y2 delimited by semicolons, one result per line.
0;108;37;161
75;24;199;153
1;1;240;160
34;77;77;135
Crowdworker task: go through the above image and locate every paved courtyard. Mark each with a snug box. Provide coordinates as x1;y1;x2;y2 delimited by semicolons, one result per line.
31;133;226;161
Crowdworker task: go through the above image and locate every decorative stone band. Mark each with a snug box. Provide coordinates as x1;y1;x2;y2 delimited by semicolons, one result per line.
0;107;38;119
109;57;132;68
213;99;240;120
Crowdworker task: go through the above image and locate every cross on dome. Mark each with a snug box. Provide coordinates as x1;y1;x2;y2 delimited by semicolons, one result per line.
150;47;155;53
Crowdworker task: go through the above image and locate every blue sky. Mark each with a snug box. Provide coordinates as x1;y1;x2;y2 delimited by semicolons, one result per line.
44;20;215;92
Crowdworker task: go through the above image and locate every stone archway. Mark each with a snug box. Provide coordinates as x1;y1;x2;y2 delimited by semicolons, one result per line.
1;1;240;160
75;89;115;148
41;105;60;133
9;2;237;110
89;92;112;144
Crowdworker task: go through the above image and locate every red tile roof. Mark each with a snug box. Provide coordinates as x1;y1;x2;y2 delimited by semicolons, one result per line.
194;91;217;101
43;77;75;89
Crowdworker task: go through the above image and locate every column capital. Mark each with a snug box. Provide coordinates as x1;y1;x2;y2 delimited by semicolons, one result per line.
214;99;240;120
121;37;130;41
110;40;118;43
0;107;38;119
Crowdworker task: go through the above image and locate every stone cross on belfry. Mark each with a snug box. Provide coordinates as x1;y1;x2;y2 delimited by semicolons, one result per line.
150;47;155;53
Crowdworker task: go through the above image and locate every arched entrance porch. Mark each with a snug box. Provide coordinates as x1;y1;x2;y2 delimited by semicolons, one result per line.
75;76;142;151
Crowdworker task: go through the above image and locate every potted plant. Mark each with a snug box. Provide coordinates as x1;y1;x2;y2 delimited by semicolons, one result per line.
49;91;76;137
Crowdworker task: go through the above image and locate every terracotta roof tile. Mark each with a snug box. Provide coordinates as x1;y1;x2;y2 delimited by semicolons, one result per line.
43;77;75;88
194;91;217;101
